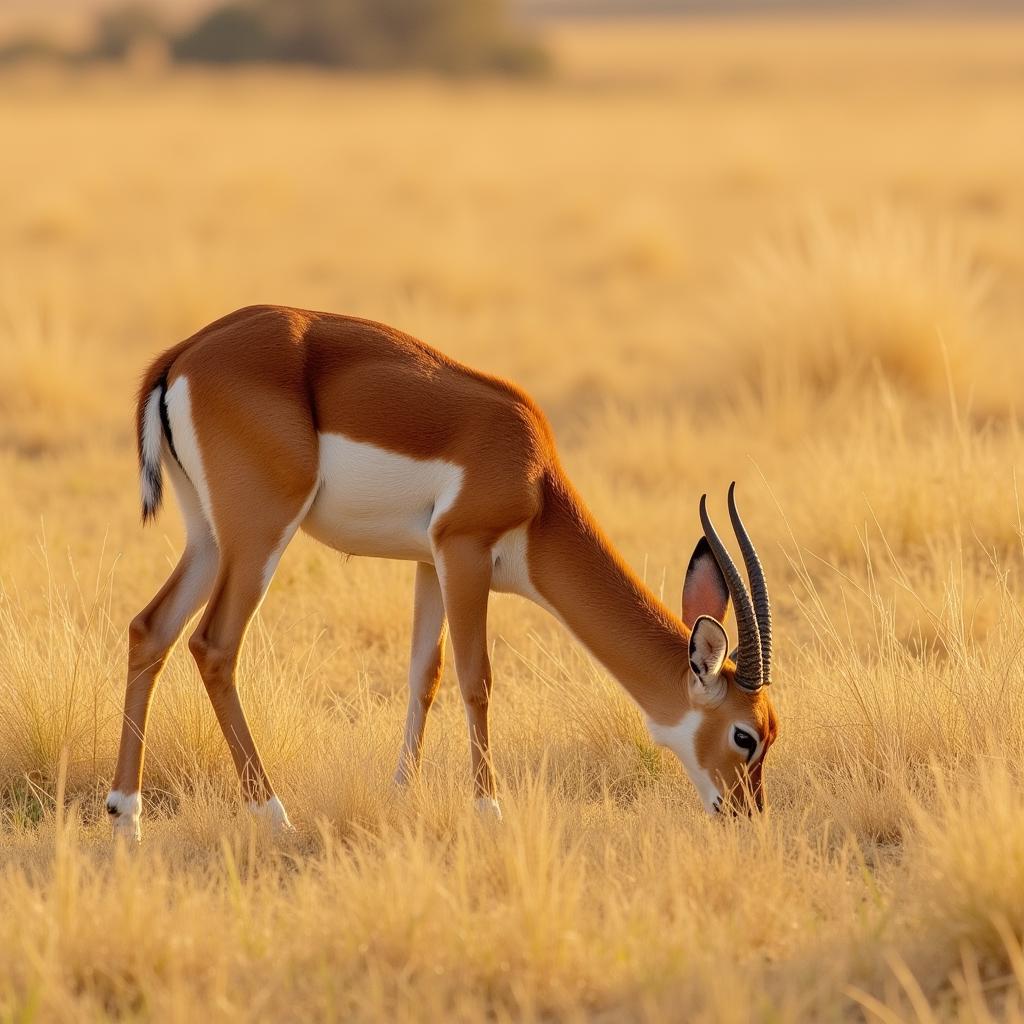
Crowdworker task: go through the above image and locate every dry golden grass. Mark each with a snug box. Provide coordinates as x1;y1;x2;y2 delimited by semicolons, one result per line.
2;16;1024;1021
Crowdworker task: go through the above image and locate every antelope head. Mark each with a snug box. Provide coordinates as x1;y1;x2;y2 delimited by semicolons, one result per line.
659;484;779;815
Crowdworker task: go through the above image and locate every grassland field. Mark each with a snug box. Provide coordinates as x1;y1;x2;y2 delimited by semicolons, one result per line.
2;16;1024;1022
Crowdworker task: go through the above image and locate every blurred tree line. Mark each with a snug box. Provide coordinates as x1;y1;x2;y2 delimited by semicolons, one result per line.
2;0;549;75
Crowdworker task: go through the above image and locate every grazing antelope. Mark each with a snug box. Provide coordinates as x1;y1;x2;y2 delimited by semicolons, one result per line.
108;305;778;840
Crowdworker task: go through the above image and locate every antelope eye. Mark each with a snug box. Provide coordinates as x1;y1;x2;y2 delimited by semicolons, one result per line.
733;727;756;753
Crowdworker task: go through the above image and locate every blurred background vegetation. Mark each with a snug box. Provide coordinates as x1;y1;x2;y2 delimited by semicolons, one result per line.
0;0;550;75
5;0;1021;75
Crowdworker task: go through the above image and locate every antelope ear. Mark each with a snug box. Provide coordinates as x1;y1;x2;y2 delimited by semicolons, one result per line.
682;537;730;627
689;615;729;689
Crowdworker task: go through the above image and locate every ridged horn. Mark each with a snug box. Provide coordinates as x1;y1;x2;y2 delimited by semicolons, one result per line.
698;493;763;691
727;482;773;685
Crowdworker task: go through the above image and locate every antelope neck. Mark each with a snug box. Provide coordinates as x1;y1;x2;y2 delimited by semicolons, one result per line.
526;473;691;726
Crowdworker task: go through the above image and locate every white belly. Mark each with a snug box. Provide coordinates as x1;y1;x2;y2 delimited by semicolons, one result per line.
302;434;464;561
302;434;544;604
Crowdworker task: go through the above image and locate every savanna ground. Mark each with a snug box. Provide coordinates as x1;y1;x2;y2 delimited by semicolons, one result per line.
1;16;1024;1021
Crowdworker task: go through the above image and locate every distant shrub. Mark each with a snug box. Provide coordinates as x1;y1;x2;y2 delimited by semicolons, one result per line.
0;0;548;75
91;4;167;61
0;34;74;66
174;0;550;74
173;4;278;65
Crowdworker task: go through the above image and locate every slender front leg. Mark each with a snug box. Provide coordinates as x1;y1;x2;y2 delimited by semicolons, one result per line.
395;561;448;785
434;535;499;815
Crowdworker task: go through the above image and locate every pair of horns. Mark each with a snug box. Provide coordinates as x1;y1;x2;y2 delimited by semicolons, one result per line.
698;483;772;692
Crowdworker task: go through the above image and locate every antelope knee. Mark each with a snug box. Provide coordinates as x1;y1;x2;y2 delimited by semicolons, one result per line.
460;677;491;711
127;614;171;674
188;632;235;694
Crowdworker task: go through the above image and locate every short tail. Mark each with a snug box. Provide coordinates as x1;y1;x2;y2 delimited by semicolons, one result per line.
136;338;194;524
138;382;166;523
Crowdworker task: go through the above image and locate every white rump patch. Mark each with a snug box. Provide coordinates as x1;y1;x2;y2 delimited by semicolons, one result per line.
164;376;218;543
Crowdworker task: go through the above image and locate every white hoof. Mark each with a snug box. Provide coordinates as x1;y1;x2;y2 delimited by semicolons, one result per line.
106;790;142;843
248;795;293;832
474;797;503;822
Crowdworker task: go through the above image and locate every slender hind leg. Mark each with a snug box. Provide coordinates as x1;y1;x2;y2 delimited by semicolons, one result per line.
162;366;320;829
395;561;448;785
187;488;317;830
108;466;217;840
435;535;500;818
